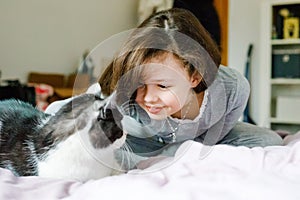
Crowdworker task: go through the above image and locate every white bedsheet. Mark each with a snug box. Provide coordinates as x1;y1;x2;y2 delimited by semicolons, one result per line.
1;133;300;200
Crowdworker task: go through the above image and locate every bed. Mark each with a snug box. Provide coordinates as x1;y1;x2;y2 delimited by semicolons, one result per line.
1;132;300;200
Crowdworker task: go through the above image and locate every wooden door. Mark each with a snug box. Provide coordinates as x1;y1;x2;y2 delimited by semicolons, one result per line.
214;0;228;65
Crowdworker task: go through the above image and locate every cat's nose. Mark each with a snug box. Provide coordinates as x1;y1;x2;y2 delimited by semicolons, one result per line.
97;114;102;121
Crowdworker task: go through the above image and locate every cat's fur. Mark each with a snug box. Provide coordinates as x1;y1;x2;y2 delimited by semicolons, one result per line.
0;93;126;181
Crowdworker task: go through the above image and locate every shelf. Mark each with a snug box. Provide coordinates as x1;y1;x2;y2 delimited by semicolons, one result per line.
271;39;300;45
271;78;300;85
270;118;300;125
258;0;300;129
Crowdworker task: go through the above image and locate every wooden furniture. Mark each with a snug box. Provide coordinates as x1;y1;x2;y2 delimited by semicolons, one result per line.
55;73;90;99
28;72;65;88
28;72;90;103
214;0;228;65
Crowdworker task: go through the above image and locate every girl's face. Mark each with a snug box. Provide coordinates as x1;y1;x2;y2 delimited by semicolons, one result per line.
135;53;200;120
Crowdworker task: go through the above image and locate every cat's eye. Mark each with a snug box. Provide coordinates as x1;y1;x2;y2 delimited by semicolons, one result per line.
97;107;113;121
95;95;103;101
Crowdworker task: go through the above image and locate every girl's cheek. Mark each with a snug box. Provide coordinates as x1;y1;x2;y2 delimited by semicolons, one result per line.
135;89;144;103
166;89;186;107
162;92;181;110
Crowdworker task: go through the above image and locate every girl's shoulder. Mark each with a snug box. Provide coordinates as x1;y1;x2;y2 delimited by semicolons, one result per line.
207;65;250;104
216;65;250;91
218;65;246;82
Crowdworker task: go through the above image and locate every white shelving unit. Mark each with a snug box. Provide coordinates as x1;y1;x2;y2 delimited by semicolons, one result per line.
271;38;300;45
260;0;300;132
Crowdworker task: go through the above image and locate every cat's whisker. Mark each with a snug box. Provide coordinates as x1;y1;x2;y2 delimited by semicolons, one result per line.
121;141;138;171
119;100;138;116
125;144;134;169
119;144;128;171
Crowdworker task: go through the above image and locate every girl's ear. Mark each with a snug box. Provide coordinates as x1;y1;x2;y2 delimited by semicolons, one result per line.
190;72;202;88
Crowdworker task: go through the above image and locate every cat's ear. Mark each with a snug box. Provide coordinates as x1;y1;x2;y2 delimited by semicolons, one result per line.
86;83;101;95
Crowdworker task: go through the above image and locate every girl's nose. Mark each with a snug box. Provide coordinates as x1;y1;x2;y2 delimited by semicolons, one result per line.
143;85;158;103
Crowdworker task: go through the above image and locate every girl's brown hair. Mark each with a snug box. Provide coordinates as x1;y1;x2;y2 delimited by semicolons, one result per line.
99;8;221;96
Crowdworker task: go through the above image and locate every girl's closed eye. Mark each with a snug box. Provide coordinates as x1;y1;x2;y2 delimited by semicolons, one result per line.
157;84;170;89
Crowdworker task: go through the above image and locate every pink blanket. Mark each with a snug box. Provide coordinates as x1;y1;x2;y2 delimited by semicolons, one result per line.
1;133;300;200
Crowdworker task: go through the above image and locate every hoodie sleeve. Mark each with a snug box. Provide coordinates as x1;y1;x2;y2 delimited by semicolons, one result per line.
219;66;250;139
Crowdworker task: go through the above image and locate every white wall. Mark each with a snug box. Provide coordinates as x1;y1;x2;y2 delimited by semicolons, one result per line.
0;0;266;125
0;0;138;83
228;0;262;125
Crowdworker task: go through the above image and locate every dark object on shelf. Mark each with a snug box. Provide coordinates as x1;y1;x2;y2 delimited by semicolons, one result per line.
0;79;36;106
272;49;300;78
275;14;284;39
243;44;256;125
273;4;300;39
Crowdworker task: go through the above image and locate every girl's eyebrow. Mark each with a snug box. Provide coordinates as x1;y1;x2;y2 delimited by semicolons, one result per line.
146;78;175;84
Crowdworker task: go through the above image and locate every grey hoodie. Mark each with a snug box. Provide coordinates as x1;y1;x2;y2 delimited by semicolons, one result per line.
120;66;250;155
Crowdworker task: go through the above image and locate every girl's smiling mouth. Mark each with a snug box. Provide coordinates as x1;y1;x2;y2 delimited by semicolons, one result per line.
145;105;165;114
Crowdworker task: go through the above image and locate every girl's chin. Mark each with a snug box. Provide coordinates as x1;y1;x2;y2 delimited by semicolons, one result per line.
146;112;168;120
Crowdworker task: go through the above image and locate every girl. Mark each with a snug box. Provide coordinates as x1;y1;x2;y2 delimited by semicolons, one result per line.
98;8;282;159
47;8;282;169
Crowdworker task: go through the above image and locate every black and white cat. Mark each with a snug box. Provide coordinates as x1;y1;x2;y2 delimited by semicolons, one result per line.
0;91;127;182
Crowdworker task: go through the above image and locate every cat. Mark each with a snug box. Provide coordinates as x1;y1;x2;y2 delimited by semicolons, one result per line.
0;92;127;182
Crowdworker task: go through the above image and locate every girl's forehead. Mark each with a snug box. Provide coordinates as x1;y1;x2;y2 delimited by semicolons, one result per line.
144;52;183;65
141;64;189;84
142;53;187;74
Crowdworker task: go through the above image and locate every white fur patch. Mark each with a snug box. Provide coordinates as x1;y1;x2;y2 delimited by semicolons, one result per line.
0;121;2;143
0;121;2;132
38;121;126;181
86;83;101;94
164;19;169;31
39;90;126;181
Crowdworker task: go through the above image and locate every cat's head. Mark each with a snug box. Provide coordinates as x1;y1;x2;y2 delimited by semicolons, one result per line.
43;92;126;149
